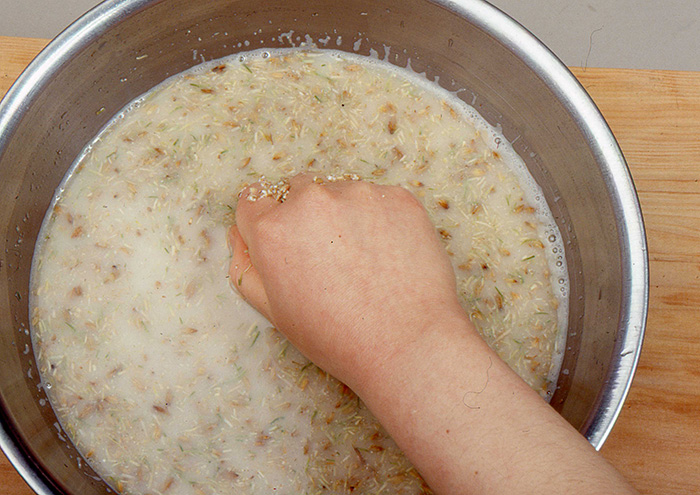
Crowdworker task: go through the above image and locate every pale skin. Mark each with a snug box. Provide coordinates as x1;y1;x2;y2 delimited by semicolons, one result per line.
228;174;638;495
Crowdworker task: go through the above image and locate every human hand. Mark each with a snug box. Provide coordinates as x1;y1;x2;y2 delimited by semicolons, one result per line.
228;174;639;495
228;173;471;391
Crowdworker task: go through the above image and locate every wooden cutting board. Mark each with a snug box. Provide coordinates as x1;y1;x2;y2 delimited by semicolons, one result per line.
1;36;699;495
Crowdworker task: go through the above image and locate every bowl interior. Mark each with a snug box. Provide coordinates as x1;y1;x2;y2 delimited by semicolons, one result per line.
0;0;645;493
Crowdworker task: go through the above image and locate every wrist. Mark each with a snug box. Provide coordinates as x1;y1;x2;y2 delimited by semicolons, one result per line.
349;310;481;403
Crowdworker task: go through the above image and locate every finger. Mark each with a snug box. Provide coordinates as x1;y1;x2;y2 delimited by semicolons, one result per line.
236;175;314;240
288;172;317;188
228;225;273;322
235;181;280;234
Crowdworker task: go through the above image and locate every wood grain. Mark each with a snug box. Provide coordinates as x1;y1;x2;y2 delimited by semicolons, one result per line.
570;66;700;494
0;36;49;98
1;36;699;495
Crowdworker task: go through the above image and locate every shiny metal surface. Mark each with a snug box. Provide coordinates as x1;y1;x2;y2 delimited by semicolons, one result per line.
0;0;648;493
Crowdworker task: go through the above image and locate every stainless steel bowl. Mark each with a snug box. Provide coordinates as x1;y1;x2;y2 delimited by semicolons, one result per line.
0;0;648;493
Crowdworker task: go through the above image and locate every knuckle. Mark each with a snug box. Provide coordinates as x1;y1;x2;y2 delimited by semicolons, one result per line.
297;182;335;208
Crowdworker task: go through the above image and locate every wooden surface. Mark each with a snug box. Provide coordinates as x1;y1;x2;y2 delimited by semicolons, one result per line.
1;36;699;494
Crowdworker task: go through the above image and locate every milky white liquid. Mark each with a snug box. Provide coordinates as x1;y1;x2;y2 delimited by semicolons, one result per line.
31;49;568;495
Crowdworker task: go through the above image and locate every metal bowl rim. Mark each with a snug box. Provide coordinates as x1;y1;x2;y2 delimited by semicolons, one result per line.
0;0;649;493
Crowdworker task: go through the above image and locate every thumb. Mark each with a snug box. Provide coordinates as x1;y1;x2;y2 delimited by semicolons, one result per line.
228;225;273;322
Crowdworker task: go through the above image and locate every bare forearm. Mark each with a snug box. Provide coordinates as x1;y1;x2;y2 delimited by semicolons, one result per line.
230;176;637;494
354;317;638;495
